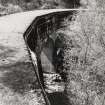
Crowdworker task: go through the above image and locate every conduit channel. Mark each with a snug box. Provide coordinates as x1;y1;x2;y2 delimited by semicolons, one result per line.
23;10;75;105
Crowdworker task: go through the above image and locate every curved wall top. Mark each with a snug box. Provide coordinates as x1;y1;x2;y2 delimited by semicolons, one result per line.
0;9;78;34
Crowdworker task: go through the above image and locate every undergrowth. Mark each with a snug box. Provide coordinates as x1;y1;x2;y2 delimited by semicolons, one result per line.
57;9;105;105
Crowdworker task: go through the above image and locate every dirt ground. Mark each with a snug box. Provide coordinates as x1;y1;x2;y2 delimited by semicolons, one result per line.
0;31;45;105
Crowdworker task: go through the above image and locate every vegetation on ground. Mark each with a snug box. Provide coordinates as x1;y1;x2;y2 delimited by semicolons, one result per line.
56;1;105;104
0;0;105;105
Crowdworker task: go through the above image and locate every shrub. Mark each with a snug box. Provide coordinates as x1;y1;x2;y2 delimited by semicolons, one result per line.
58;9;105;105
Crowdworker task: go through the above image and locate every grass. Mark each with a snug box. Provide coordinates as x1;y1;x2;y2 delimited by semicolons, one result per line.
0;62;44;105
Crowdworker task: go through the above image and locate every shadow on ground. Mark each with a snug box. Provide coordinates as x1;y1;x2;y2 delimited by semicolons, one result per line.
47;92;71;105
0;62;72;105
0;62;39;94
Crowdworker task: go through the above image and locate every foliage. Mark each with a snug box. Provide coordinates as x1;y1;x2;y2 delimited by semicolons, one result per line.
62;0;81;8
57;9;105;105
0;3;23;15
80;0;105;9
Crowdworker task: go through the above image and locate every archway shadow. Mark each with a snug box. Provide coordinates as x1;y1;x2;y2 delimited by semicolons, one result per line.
47;92;71;105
